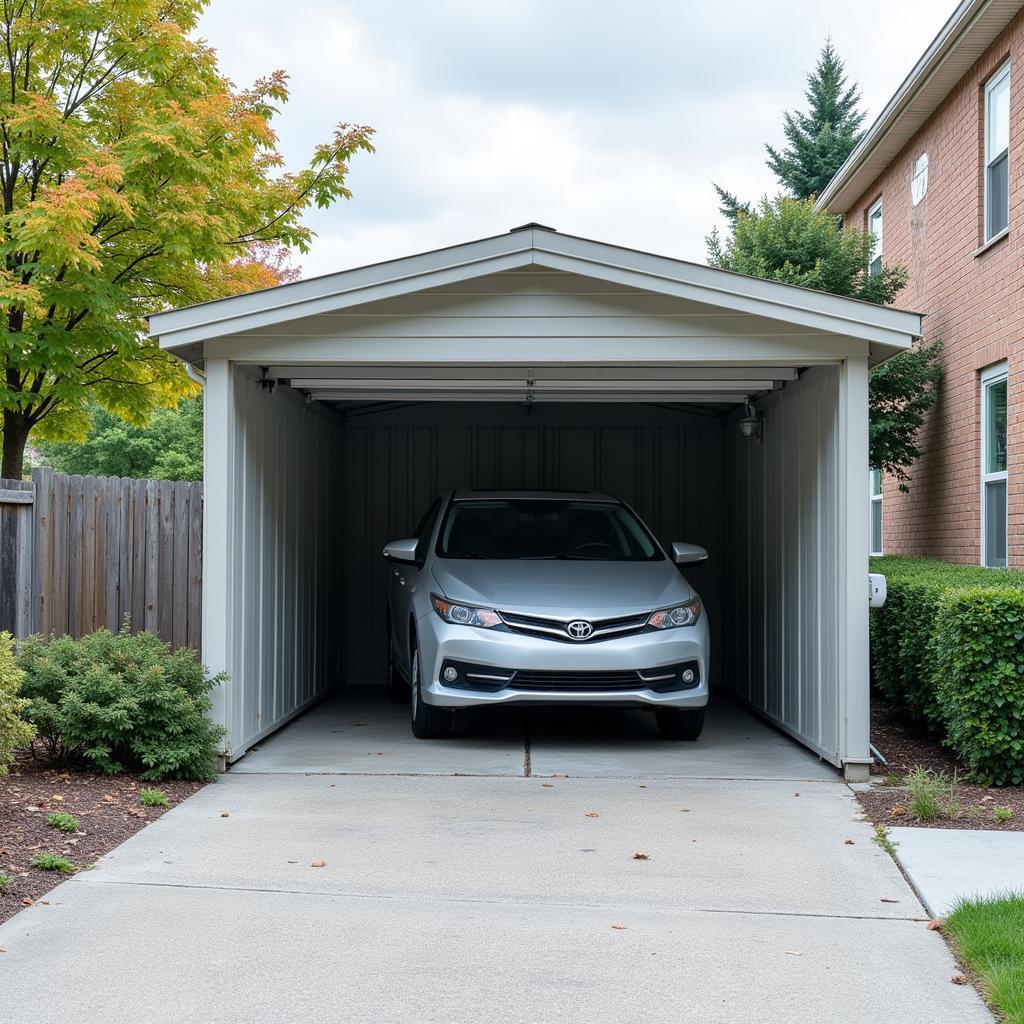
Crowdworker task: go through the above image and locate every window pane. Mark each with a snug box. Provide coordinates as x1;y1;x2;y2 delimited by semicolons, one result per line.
985;377;1008;474
870;468;882;496
871;500;882;555
988;73;1010;161
868;203;882;274
985;479;1007;567
987;151;1009;238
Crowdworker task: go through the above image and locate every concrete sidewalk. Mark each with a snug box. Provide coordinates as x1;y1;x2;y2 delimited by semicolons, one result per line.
0;770;991;1023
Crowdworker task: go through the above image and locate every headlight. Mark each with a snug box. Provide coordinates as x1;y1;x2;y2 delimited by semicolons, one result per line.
648;598;701;629
431;594;502;629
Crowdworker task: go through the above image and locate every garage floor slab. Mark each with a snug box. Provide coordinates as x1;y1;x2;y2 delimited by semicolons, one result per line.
231;689;837;781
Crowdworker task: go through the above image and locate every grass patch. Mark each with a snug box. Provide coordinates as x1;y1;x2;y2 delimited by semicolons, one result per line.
29;853;76;873
946;895;1024;1023
905;767;961;822
46;811;80;833
138;787;170;808
872;824;897;857
995;807;1015;824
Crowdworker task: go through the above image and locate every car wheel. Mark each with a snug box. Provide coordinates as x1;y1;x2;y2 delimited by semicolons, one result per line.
655;707;705;741
409;642;452;739
386;645;411;704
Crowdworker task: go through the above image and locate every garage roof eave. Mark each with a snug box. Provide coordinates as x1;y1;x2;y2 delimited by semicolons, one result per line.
149;226;923;358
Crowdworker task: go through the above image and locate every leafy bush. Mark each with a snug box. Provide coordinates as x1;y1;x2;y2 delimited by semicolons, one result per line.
17;626;225;781
30;853;76;873
46;811;80;833
870;558;1024;784
0;630;35;775
934;588;1024;786
139;787;170;808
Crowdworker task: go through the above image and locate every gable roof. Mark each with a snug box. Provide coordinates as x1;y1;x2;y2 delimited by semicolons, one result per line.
148;224;922;359
818;0;1024;213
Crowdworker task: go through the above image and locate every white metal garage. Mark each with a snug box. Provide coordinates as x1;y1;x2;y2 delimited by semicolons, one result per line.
149;225;921;780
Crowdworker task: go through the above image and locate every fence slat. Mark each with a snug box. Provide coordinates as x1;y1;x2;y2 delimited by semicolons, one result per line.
15;471;201;653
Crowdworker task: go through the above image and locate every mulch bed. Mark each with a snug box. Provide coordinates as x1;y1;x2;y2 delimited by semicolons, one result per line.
0;748;206;926
858;698;1024;832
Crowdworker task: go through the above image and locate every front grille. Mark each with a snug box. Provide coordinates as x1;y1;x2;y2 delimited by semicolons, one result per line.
498;609;651;643
439;659;700;694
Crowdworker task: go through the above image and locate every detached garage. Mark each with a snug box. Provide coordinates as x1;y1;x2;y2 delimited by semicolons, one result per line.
148;224;921;780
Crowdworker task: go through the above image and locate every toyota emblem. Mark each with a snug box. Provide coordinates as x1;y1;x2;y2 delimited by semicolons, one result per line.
566;620;594;640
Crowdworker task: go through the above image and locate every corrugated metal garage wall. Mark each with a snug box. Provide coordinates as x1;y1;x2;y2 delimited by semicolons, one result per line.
337;402;723;685
227;368;345;753
724;366;841;763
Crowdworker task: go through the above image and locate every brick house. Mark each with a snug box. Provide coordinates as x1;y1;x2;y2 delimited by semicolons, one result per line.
818;0;1024;567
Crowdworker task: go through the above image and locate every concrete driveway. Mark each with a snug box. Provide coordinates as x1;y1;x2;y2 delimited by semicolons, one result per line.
0;695;992;1024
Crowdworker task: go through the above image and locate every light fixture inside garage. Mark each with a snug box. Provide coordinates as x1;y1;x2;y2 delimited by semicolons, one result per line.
739;399;763;443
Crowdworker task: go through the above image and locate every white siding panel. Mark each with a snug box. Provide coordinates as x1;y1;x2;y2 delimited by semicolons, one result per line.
725;366;842;765
225;367;344;758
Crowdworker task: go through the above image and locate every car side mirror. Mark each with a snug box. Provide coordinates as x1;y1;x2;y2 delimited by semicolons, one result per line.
671;542;708;565
383;538;419;565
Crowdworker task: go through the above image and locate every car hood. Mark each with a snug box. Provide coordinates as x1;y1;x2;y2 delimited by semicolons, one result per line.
430;558;693;617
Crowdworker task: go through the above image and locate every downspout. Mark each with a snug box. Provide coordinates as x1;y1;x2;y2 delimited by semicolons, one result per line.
184;362;206;388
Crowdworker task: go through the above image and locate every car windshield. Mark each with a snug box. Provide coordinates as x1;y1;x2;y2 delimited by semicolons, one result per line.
436;499;663;561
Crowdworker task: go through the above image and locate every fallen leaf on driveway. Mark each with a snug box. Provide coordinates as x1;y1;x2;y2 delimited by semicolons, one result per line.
880;898;900;903
632;852;650;860
585;812;599;818
611;924;627;930
680;808;690;812
542;783;554;788
794;792;800;797
844;839;855;845
927;919;942;931
951;974;967;985
783;950;801;956
220;811;230;818
311;859;326;868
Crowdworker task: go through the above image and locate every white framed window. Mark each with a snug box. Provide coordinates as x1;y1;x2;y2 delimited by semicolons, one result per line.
981;362;1008;567
984;62;1010;242
867;198;883;276
869;468;883;556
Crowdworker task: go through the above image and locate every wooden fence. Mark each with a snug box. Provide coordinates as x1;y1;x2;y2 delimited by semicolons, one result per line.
0;468;203;653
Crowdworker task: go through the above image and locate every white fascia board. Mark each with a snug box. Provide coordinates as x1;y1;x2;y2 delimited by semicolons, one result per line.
818;0;1016;213
151;227;922;356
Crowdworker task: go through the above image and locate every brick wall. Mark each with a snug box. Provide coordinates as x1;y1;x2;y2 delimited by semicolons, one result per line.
843;12;1023;566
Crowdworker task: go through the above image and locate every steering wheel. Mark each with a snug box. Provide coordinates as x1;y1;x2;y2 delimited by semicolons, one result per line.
567;541;617;555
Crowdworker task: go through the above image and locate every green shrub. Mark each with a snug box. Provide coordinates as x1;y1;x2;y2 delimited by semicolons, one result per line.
30;853;76;873
934;588;1024;786
138;787;170;808
0;873;13;892
46;811;80;833
0;630;35;775
904;767;961;822
17;625;225;781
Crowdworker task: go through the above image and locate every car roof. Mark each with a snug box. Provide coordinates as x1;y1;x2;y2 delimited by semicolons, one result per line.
450;489;619;502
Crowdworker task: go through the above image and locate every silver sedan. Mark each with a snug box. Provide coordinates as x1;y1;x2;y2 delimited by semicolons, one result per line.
384;490;710;740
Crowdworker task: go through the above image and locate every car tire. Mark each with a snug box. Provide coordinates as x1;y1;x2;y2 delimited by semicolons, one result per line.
410;642;452;739
386;646;411;704
655;707;705;740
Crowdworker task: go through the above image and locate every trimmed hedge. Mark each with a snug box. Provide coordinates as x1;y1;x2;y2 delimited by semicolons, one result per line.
870;557;1024;785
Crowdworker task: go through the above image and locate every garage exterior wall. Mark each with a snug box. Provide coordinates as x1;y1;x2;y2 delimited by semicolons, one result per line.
204;361;346;760
725;366;847;762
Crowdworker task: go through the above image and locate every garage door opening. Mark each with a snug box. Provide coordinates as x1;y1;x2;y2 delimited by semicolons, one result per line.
148;226;922;779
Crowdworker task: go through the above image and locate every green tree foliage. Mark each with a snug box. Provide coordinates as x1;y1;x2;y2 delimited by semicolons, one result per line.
765;38;866;200
708;196;941;486
712;39;866;222
35;395;203;480
0;630;35;775
0;1;373;479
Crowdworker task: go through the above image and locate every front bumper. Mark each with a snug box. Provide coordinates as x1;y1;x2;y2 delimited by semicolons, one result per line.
416;611;710;709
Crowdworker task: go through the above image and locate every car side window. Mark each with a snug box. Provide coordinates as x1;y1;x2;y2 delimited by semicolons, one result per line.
413;499;441;563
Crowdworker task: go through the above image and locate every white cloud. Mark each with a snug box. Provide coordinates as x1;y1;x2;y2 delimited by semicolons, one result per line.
198;0;954;278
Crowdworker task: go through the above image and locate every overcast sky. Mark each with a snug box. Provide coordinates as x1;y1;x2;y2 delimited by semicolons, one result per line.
198;0;952;279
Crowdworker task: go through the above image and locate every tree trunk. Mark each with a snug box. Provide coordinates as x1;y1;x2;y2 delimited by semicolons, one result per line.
1;408;29;479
